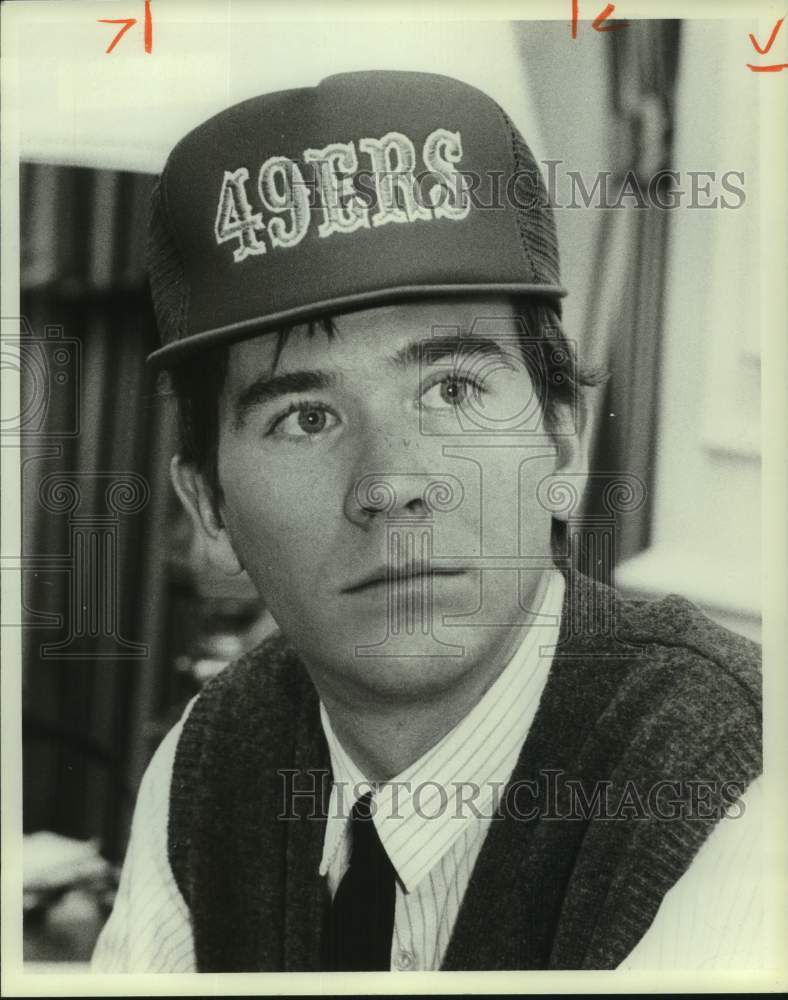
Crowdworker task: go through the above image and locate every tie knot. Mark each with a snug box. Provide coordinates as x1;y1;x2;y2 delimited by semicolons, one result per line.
349;791;387;862
351;791;375;823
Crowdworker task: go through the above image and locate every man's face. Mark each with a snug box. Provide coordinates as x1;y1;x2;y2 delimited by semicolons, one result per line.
186;296;578;706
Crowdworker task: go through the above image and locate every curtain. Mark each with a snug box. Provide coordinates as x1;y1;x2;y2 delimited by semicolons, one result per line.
20;163;177;862
581;21;682;577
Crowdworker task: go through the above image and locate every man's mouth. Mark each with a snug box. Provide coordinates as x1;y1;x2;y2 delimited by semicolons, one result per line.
341;563;467;594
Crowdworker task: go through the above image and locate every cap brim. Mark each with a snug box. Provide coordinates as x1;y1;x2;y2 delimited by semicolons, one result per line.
146;282;568;369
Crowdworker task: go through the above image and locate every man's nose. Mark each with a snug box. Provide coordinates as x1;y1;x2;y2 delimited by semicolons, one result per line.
342;429;463;527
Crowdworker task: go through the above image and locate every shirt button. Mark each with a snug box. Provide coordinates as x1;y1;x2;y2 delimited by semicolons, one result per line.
395;950;415;971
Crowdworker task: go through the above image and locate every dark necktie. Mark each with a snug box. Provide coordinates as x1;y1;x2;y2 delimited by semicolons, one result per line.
323;791;397;970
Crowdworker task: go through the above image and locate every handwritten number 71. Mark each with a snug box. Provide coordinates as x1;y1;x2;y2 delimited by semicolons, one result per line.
98;0;153;54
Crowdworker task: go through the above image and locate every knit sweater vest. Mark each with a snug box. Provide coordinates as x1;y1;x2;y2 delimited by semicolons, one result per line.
168;572;762;971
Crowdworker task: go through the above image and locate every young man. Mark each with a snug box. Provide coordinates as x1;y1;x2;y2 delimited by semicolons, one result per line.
92;71;762;973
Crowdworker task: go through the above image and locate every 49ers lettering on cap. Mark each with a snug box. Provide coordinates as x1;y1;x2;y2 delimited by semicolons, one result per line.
147;71;566;368
214;128;471;264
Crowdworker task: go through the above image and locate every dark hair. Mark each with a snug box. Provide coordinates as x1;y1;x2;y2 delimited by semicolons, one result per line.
165;298;606;507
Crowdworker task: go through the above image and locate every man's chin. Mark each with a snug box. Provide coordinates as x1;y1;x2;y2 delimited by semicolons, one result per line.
290;613;505;705
313;646;481;704
276;590;528;702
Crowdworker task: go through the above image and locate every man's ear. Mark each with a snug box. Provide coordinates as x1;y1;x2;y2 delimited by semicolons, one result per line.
548;401;590;523
169;455;243;576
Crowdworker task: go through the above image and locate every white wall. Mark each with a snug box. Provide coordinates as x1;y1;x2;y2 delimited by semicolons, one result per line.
13;5;546;175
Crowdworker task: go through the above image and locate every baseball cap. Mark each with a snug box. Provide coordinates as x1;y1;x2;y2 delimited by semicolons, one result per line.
147;70;566;369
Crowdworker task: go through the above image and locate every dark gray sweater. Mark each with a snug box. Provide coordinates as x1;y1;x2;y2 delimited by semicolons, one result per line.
168;571;762;971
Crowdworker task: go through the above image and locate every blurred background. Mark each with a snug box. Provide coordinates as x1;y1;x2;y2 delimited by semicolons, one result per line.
10;11;762;969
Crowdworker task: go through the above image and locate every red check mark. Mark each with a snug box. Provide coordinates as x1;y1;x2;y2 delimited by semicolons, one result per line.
749;16;784;54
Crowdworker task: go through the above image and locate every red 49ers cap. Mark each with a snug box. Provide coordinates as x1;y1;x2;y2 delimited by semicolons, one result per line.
146;70;566;368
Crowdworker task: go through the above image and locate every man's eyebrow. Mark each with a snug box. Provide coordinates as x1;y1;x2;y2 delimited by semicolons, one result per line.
232;369;338;429
392;335;515;370
232;338;515;429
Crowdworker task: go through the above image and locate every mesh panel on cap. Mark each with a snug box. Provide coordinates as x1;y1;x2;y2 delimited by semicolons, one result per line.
147;178;189;348
496;107;562;313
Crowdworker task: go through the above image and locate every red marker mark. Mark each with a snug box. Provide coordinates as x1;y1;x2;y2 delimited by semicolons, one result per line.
98;17;137;53
749;16;784;54
592;3;630;32
98;1;153;54
746;15;786;71
571;1;629;38
143;0;153;53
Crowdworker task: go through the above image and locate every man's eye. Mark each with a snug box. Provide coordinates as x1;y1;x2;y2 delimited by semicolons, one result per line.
269;402;339;439
421;375;484;410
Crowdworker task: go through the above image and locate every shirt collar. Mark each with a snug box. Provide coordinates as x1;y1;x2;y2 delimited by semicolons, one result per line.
319;569;565;892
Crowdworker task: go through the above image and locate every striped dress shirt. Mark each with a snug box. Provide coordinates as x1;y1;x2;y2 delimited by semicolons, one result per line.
91;570;764;972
